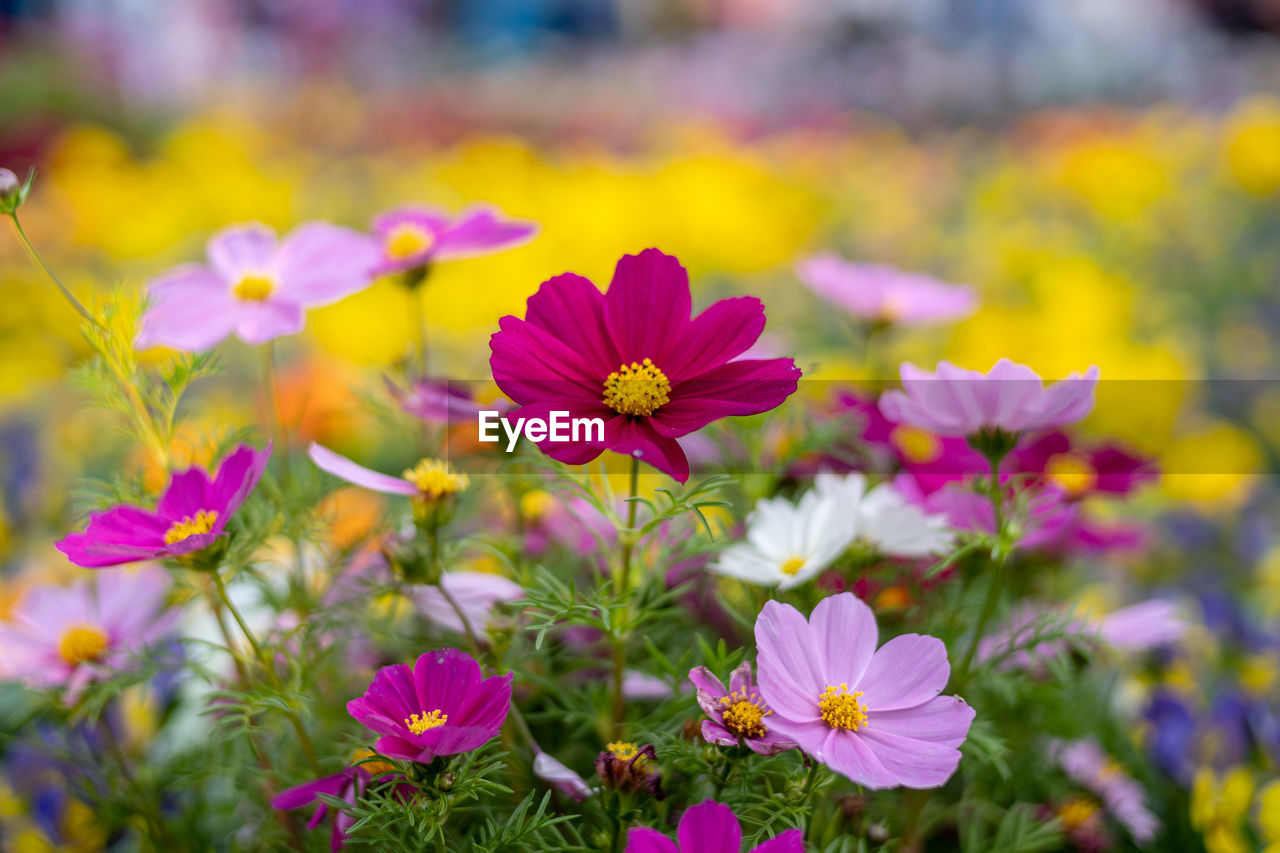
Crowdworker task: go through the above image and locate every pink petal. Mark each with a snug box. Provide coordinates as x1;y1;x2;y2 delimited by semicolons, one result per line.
866;695;974;748
308;443;416;495
677;801;741;853
809;593;878;689
665;296;766;382
625;827;679;853
819;729;901;789
609;419;690;483
272;222;380;306
523;272;618;372
207;222;278;280
751;829;806;853
136;266;242;352
232;299;305;344
433;206;538;261
858;728;965;788
602;249;691;366
650;358;802;438
754;600;824;723
857;634;951;711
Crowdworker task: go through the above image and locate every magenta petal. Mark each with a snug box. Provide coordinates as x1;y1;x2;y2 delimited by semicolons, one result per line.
602;249;691;365
677;801;741;853
651;358;802;438
272;770;353;811
489;315;609;404
857;634;950;711
309;444;417;495
156;467;215;521
523;272;618;370
609;419;690;483
701;721;738;747
207;222;278;280
624;827;680;853
433;206;538;261
665;296;766;382
754;600;824;723
751;829;806;853
208;443;272;518
272;222;380;306
412;648;483;716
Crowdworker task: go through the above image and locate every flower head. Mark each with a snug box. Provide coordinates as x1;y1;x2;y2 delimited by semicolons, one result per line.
1005;431;1157;498
1054;739;1159;844
386;376;506;425
754;593;974;789
625;799;804;852
711;489;851;589
372;205;537;275
272;752;414;851
347;648;511;763
0;167;27;214
594;742;664;798
532;750;593;802
688;662;794;755
137;222;380;351
797;254;975;326
0;568;175;696
308;443;468;501
1191;766;1254;853
813;472;954;558
56;443;271;568
878;359;1100;438
489;249;801;482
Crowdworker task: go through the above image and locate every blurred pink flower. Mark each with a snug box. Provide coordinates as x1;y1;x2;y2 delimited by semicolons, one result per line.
372;205;537;275
272;757;415;850
878;359;1100;437
977;600;1187;670
755;592;974;789
385;376;507;425
412;571;524;640
137;222;379;351
797;254;975;326
1053;739;1159;844
533;750;593;801
625;799;804;853
0;567;176;697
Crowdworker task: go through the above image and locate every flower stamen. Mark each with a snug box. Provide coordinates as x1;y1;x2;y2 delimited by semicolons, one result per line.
385;223;435;260
719;687;771;738
59;623;109;665
819;683;868;731
402;459;468;499
404;709;448;735
603;358;671;417
233;273;275;301
1045;453;1097;496
163;509;219;545
780;556;806;576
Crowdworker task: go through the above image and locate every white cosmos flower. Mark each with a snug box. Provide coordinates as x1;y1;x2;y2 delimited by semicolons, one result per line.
814;471;954;557
710;489;854;589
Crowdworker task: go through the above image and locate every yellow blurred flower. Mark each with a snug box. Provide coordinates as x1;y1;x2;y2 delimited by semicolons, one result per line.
1222;97;1280;195
1191;767;1254;853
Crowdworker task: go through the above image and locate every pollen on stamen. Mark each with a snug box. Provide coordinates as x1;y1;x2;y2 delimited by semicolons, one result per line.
602;358;671;417
780;556;806;576
58;623;109;665
404;709;448;735
233;273;275;301
163;509;219;545
819;683;869;731
402;458;468;499
385;223;435;260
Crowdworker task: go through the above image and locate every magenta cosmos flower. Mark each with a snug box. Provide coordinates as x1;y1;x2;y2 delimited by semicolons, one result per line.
347;648;512;763
626;800;804;853
688;662;795;755
754;592;975;789
489;249;801;482
0;567;175;696
273;753;414;851
797;254;976;326
136;222;380;351
56;443;271;568
878;359;1100;438
372;205;538;276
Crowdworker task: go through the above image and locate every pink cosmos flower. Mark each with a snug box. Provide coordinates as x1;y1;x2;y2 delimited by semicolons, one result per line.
532;750;593;801
372;205;538;275
56;443;271;568
0;567;175;697
626;800;804;853
977;600;1187;670
878;359;1100;437
136;222;380;351
754;592;975;789
272;756;414;851
385;377;508;425
797;254;976;326
412;572;525;639
489;249;801;482
347;648;512;763
1052;739;1159;844
1004;431;1157;499
688;662;795;755
308;443;468;501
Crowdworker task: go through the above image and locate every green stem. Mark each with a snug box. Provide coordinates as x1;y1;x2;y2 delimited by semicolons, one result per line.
611;456;641;739
409;270;430;378
260;341;286;452
802;761;824;842
7;212;100;327
711;755;734;799
957;455;1009;681
211;570;263;662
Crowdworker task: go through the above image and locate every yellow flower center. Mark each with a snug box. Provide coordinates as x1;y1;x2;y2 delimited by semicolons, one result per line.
606;741;639;761
402;459;468;499
163;509;219;545
519;489;555;521
350;748;395;776
1045;453;1097;496
720;691;771;738
232;273;275;301
385;223;435;259
603;359;671;417
58;623;109;665
404;709;448;735
1057;796;1098;830
819;683;868;731
780;556;806;576
890;424;943;464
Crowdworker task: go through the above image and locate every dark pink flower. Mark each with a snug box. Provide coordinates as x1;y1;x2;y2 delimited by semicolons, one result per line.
347;648;512;763
1003;431;1157;498
272;755;414;851
755;593;974;789
626;800;804;853
688;662;795;755
372;205;537;275
385;376;508;425
137;222;380;351
797;254;976;326
55;443;271;568
489;249;801;482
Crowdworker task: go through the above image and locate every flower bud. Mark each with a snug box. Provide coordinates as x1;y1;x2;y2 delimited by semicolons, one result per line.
0;168;23;214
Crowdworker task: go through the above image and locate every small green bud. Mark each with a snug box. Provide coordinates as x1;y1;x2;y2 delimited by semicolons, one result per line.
0;168;23;214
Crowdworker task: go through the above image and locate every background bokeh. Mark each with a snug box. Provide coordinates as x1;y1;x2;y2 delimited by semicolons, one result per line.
2;1;1280;849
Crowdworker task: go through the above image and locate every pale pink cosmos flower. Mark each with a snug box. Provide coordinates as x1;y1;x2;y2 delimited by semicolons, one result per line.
533;749;593;801
878;359;1100;437
977;599;1187;670
372;205;538;275
412;571;524;640
754;592;974;789
137;222;381;351
0;567;176;699
1052;738;1159;844
797;254;976;326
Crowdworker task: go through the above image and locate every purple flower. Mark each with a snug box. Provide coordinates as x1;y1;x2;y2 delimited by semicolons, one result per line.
56;443;271;568
272;753;412;851
754;592;975;789
412;571;525;640
346;648;512;763
797;254;976;326
878;359;1100;437
1052;739;1158;844
688;662;795;755
137;222;380;351
532;750;593;801
626;799;804;853
0;568;176;697
372;205;537;275
308;443;468;501
489;249;801;482
385;377;507;425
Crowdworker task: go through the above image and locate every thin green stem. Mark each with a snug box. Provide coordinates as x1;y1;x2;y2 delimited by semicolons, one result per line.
409;271;430;377
957;454;1010;681
211;570;263;662
7;212;100;327
260;341;286;452
802;761;824;843
610;456;641;738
